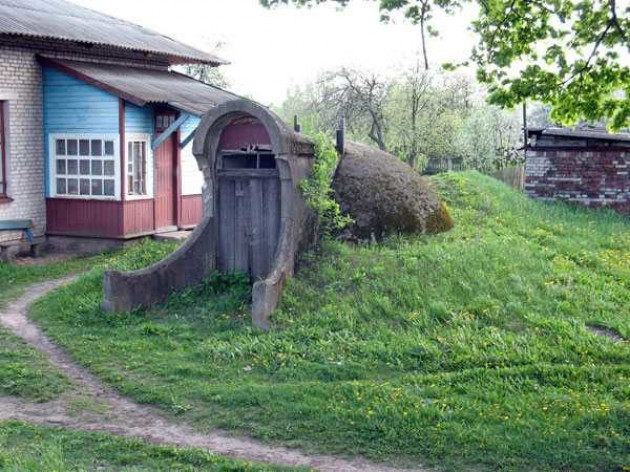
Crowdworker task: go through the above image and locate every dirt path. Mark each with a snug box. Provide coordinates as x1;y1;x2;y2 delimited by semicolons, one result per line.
0;278;430;472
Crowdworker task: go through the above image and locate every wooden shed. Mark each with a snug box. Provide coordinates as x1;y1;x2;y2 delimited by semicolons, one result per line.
103;100;317;329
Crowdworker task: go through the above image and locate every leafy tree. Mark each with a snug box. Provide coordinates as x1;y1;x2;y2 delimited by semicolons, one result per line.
277;66;522;171
282;68;392;150
261;0;630;129
471;0;630;130
183;64;229;88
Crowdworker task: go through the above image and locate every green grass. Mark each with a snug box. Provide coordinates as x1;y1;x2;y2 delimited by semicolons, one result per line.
0;327;69;402
0;249;130;308
0;240;178;402
30;172;630;472
0;421;305;471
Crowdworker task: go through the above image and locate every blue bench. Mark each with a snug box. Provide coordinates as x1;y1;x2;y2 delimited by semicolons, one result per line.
0;219;38;261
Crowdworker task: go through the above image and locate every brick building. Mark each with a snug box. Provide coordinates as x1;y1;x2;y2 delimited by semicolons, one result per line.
525;127;630;213
0;0;241;248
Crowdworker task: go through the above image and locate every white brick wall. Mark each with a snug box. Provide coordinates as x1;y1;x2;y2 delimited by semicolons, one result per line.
0;46;45;243
0;42;172;244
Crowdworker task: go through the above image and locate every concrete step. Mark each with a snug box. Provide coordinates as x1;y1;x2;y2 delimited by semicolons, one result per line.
153;231;192;242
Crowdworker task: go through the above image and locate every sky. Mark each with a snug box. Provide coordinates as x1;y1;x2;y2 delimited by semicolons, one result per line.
71;0;478;106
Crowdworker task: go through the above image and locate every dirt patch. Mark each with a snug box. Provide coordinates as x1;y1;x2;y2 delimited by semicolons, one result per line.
586;323;626;342
11;253;73;266
0;278;430;472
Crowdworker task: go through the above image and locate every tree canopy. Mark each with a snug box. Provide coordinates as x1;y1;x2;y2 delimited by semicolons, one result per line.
261;0;630;129
277;66;524;171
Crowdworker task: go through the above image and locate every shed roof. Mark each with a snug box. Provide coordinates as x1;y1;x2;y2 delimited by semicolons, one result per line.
41;57;240;116
0;0;226;65
527;127;630;143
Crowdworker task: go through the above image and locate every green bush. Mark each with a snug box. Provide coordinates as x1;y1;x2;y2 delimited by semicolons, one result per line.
300;133;352;237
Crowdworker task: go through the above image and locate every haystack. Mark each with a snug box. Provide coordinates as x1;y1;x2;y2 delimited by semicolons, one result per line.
332;141;453;240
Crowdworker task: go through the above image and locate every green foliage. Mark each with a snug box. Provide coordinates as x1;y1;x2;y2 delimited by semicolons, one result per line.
30;172;630;472
300;133;352;236
263;0;630;129
0;240;178;403
0;421;303;471
279;68;523;171
472;0;630;130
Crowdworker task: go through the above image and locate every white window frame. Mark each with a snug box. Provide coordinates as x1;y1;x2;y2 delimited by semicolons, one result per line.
125;134;153;201
49;133;121;200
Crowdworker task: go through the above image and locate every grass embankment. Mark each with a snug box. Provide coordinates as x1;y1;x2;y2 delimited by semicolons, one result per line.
0;327;68;402
0;241;177;401
0;252;108;308
0;421;303;472
31;172;630;472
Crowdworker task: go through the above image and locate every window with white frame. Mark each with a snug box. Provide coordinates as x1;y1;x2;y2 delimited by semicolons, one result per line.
51;135;119;199
126;135;152;198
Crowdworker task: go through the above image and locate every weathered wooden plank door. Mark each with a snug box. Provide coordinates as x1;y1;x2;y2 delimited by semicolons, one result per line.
154;134;177;231
217;169;280;279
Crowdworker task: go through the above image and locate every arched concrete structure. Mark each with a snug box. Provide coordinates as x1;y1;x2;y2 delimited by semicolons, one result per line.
103;100;316;330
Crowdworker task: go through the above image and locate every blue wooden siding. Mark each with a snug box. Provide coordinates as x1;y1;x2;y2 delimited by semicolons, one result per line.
125;103;154;135
43;67;119;134
180;115;201;147
43;67;120;196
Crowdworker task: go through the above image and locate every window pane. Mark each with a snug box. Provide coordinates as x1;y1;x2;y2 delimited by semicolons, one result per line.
104;160;115;176
80;178;90;195
79;160;90;175
91;140;102;156
79;139;90;156
67;159;78;175
56;159;66;175
104;140;114;156
128;175;133;195
104;179;115;196
91;160;102;176
55;139;66;156
67;140;78;156
91;179;103;196
67;178;78;195
56;178;67;195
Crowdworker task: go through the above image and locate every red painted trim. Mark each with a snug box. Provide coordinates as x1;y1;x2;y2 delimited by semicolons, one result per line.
0;101;7;197
46;198;124;238
119;99;126;203
180;194;202;227
38;57;147;107
175;128;183;227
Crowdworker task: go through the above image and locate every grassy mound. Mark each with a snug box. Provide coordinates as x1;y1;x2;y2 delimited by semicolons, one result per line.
333;142;452;239
31;172;630;472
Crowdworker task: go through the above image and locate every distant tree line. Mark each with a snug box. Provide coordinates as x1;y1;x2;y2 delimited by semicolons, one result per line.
276;65;545;173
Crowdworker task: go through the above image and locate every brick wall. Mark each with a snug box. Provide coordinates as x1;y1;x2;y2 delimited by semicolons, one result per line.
0;40;171;245
0;46;45;243
525;149;630;213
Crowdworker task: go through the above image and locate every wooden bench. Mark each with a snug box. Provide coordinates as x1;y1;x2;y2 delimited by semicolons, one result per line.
0;219;40;261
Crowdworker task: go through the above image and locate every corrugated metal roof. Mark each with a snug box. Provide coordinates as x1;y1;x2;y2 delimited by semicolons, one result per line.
0;0;227;65
42;57;241;116
528;127;630;142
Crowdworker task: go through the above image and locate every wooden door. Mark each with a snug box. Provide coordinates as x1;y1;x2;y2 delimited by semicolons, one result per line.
154;134;176;231
217;169;280;279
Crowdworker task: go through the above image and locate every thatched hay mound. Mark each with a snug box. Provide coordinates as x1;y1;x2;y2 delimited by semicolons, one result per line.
332;141;453;240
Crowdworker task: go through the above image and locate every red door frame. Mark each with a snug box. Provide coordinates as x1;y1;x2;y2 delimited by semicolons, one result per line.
151;109;185;232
